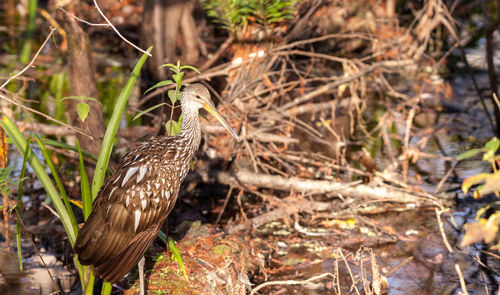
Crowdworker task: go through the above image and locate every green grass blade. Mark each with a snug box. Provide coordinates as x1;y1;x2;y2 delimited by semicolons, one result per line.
77;139;92;220
132;102;167;121
15;134;32;272
144;80;173;94
85;271;95;295
76;261;89;294
42;139;98;162
42;139;114;175
92;47;152;200
1;117;77;245
168;238;188;280
20;134;89;293
457;148;481;161
19;0;37;63
157;230;167;243
179;65;201;74
3;118;90;292
35;137;79;236
15;215;23;271
101;282;112;295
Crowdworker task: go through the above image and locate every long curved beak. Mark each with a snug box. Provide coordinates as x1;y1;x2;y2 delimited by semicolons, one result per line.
203;102;239;141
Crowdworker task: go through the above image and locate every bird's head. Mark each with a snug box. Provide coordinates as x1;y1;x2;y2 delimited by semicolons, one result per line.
182;84;239;141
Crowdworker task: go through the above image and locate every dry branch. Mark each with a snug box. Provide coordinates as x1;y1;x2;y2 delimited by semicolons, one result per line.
15;121;296;144
14;121;156;140
201;169;437;204
277;59;414;112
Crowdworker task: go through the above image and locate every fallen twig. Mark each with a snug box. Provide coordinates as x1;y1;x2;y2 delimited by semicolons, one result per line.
202;169;436;204
15;121;296;144
250;272;335;295
455;263;469;295
435;208;454;253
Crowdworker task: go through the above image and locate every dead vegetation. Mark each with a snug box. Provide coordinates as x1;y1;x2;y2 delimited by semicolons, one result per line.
2;0;499;293
176;0;458;233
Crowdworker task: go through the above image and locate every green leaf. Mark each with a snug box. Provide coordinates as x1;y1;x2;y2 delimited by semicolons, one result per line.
165;119;181;136
457;149;481;160
160;63;178;71
92;47;151;200
179;65;201;74
76;102;90;122
483;150;495;162
145;80;173;94
133;103;167;121
77;139;92;221
172;72;184;88
35;137;79;237
462;173;491;193
485;137;500;152
167;90;178;105
168;238;189;281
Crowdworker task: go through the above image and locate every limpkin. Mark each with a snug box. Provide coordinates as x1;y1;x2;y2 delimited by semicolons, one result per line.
74;84;238;294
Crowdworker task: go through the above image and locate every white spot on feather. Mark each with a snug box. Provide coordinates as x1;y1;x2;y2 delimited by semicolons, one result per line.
108;187;117;200
122;167;139;187
141;199;147;210
134;210;141;232
166;191;170;200
140;191;145;200
137;165;147;183
106;205;111;218
153;197;160;204
155;183;160;190
126;196;130;207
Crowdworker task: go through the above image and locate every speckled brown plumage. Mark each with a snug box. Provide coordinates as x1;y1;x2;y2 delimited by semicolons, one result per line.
74;84;238;283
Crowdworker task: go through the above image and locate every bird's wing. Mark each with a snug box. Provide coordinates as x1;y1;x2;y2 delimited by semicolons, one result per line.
74;149;178;279
94;227;159;283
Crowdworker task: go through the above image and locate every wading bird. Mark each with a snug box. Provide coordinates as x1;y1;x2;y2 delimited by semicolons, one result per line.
74;84;239;294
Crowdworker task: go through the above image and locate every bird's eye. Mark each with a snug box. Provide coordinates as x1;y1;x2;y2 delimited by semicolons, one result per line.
195;95;202;100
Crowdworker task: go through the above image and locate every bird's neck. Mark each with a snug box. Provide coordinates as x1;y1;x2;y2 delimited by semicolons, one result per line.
177;103;201;156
